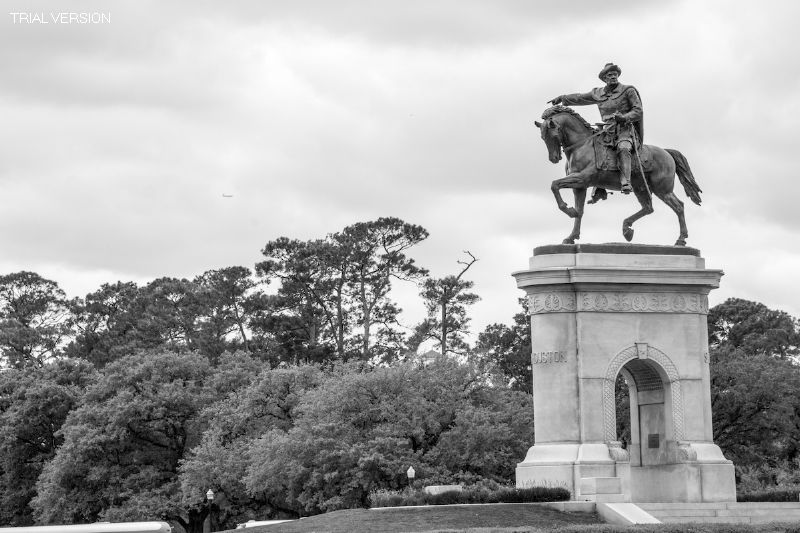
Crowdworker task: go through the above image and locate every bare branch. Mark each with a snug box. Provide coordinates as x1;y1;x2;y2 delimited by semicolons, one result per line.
455;251;478;280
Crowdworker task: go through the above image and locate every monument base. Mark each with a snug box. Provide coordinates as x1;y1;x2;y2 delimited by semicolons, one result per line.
516;442;735;503
516;443;630;502
513;243;736;504
629;462;735;503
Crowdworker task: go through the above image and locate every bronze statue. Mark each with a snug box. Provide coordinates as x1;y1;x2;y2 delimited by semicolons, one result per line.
549;63;642;194
535;91;702;245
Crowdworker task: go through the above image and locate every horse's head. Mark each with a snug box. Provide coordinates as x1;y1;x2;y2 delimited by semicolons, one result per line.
534;116;563;164
535;105;593;164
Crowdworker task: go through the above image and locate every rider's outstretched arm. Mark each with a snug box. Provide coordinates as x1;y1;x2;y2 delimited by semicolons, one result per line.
554;91;597;106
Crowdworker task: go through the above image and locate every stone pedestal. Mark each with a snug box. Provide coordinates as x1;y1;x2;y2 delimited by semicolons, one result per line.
512;243;735;503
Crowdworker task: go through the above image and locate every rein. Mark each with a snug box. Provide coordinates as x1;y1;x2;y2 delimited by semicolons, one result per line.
561;129;603;154
549;113;604;155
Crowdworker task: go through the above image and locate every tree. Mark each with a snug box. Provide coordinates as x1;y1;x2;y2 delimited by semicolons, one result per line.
32;351;220;529
706;299;800;483
192;267;265;362
425;387;534;481
179;364;322;522
257;219;428;363
336;218;428;361
0;359;96;525
134;277;204;352
258;237;351;360
0;272;74;368
476;299;532;392
68;278;202;365
708;298;799;360
67;281;141;367
410;252;480;356
243;359;532;516
711;351;800;466
70;269;271;367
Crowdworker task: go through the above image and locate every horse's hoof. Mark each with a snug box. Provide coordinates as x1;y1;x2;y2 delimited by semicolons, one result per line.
562;238;575;244
565;207;579;218
622;226;634;242
675;239;686;246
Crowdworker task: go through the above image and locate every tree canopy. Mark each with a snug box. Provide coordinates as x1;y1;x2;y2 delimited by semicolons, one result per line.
3;220;800;527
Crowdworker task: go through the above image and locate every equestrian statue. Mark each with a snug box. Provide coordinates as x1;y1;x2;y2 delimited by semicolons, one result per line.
537;63;702;246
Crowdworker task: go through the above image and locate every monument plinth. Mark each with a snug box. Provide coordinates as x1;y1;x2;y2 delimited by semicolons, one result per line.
513;243;735;503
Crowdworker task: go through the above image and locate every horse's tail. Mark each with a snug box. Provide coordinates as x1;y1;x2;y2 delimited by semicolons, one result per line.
666;148;702;205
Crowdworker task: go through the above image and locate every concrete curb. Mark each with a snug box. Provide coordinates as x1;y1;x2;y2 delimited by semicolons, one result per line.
370;501;595;512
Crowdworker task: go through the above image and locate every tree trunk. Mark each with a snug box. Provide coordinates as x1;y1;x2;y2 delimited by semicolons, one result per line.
184;508;209;533
361;281;371;359
440;300;447;356
232;302;250;351
336;281;346;358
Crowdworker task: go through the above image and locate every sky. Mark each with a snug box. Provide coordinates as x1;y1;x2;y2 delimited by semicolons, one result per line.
2;0;799;339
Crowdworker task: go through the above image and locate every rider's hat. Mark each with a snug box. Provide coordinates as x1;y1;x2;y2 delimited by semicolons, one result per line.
598;63;621;81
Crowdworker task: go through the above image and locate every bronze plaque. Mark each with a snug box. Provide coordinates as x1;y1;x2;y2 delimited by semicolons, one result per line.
648;433;660;448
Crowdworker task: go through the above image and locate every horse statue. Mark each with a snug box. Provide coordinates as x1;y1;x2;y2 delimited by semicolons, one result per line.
534;105;702;246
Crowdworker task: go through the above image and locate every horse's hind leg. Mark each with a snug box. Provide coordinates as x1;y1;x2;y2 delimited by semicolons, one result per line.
563;188;586;244
655;190;688;246
621;186;654;242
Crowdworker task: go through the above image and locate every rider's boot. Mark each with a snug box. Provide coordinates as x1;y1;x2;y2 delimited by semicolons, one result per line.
618;148;633;194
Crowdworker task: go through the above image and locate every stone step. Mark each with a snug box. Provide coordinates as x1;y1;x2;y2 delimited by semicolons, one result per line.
639;503;726;510
640;502;800;510
637;502;800;524
752;516;800;524
719;509;800;517
659;516;751;524
648;509;718;517
728;502;800;508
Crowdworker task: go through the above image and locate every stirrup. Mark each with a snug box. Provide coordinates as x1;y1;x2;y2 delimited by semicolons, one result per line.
621;183;632;194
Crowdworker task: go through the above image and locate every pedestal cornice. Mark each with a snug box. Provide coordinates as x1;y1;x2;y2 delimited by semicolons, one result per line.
513;267;722;290
512;244;722;314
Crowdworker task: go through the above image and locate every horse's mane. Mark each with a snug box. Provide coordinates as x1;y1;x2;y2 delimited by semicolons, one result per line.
541;105;595;131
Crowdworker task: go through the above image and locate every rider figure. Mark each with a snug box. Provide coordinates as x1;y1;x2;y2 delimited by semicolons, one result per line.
549;63;643;195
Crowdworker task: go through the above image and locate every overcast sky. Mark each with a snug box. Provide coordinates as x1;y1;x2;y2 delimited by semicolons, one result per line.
2;0;799;338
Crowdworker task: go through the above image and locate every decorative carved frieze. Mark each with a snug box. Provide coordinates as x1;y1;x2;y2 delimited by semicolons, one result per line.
529;291;708;314
528;292;576;313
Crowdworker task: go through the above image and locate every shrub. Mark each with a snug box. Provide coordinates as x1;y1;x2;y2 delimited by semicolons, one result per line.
498;485;570;503
368;484;570;508
737;486;800;502
368;489;425;508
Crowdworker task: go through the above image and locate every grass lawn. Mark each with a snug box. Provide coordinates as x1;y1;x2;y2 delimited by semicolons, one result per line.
234;503;599;533
228;504;800;533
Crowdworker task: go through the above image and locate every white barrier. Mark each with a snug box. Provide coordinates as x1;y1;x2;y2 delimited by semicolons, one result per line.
0;523;172;533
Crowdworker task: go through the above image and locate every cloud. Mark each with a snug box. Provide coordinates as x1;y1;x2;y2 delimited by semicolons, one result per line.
1;0;799;331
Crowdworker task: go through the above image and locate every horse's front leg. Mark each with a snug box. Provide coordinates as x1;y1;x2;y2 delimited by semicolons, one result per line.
622;184;655;242
551;172;590;218
563;188;587;244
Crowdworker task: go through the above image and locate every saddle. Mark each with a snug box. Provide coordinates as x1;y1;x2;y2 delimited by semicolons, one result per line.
593;131;652;173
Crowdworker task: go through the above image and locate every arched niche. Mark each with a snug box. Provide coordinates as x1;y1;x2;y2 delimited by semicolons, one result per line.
602;343;685;447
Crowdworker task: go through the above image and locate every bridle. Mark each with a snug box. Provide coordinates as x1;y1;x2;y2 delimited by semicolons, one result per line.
546;113;605;156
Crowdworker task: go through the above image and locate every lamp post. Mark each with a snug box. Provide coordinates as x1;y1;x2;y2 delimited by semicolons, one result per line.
205;489;217;533
406;466;415;489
